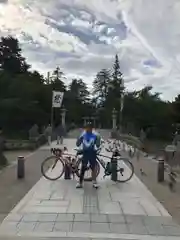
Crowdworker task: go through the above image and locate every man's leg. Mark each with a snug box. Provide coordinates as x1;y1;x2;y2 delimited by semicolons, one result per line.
90;154;98;188
76;156;87;188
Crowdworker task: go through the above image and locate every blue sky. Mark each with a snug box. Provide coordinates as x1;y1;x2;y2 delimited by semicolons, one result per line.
0;0;180;100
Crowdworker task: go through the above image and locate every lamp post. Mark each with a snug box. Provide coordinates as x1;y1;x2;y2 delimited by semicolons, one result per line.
119;92;125;133
61;106;66;129
112;108;117;130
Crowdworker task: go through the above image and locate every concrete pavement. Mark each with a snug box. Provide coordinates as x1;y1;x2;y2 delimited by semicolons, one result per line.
0;138;180;239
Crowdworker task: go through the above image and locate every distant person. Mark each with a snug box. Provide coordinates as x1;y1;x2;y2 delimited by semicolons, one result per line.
172;129;180;162
56;124;65;145
0;127;7;166
140;128;148;157
0;128;5;150
44;124;52;145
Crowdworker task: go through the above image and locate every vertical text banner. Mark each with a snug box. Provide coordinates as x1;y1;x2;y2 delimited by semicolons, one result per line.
52;91;64;108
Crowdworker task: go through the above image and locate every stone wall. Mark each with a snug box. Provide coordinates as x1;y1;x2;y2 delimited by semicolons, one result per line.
4;134;47;151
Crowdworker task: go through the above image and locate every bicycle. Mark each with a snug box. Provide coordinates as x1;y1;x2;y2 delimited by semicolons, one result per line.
41;146;134;183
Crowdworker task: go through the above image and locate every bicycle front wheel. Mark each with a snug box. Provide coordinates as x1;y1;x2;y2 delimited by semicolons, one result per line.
41;156;65;181
116;158;134;183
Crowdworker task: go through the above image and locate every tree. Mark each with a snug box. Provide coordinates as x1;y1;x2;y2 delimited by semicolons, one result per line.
69;79;89;103
104;54;125;126
50;66;66;91
66;79;90;124
0;36;30;74
93;69;111;104
0;35;178;143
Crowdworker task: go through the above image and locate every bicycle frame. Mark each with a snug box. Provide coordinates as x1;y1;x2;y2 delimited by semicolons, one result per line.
96;153;111;169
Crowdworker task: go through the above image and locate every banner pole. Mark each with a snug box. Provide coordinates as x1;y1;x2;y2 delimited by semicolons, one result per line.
51;91;54;130
51;106;54;130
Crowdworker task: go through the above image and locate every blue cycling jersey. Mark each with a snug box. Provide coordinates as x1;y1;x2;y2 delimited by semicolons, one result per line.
76;131;100;151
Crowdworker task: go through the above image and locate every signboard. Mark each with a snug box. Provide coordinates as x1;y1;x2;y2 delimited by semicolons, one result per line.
52;91;64;108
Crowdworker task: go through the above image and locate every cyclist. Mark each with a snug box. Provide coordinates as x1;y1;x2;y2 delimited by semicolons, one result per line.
76;122;101;189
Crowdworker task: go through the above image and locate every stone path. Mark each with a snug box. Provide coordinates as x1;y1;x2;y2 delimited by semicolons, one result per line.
0;138;180;239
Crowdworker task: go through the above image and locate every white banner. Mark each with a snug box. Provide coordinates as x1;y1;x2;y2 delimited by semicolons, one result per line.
52;91;64;108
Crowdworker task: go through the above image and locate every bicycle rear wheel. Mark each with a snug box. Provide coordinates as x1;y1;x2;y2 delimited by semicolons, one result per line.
76;158;100;181
41;156;65;181
116;158;134;183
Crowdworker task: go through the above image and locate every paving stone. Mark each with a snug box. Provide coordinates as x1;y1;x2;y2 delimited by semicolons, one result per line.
128;223;149;235
40;200;69;206
58;239;90;240
56;238;91;240
146;224;167;235
26;206;67;213
74;214;90;222
125;214;144;224
56;213;74;222
90;214;108;223
92;239;128;240
163;225;180;236
108;214;126;223
68;203;83;213
109;223;128;234
37;213;57;222
22;213;39;222
17;222;36;232
84;206;99;214
121;202;146;215
100;202;122;214
91;222;110;233
53;222;73;232
0;221;18;232
34;222;54;232
72;222;90;232
4;213;23;222
143;215;178;227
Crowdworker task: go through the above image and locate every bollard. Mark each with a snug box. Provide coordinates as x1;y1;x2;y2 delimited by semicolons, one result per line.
111;157;117;181
17;156;25;179
64;163;71;179
157;159;164;182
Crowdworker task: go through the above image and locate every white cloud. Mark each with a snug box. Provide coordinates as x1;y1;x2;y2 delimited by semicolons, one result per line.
0;0;180;100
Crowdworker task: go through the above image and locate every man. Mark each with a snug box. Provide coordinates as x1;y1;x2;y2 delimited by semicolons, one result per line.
76;122;101;188
56;124;65;145
44;124;52;145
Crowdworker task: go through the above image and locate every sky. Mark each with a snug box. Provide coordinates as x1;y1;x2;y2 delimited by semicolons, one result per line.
0;0;180;100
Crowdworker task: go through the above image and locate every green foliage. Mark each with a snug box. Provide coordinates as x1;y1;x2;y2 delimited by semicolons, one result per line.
0;35;179;142
0;36;90;135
